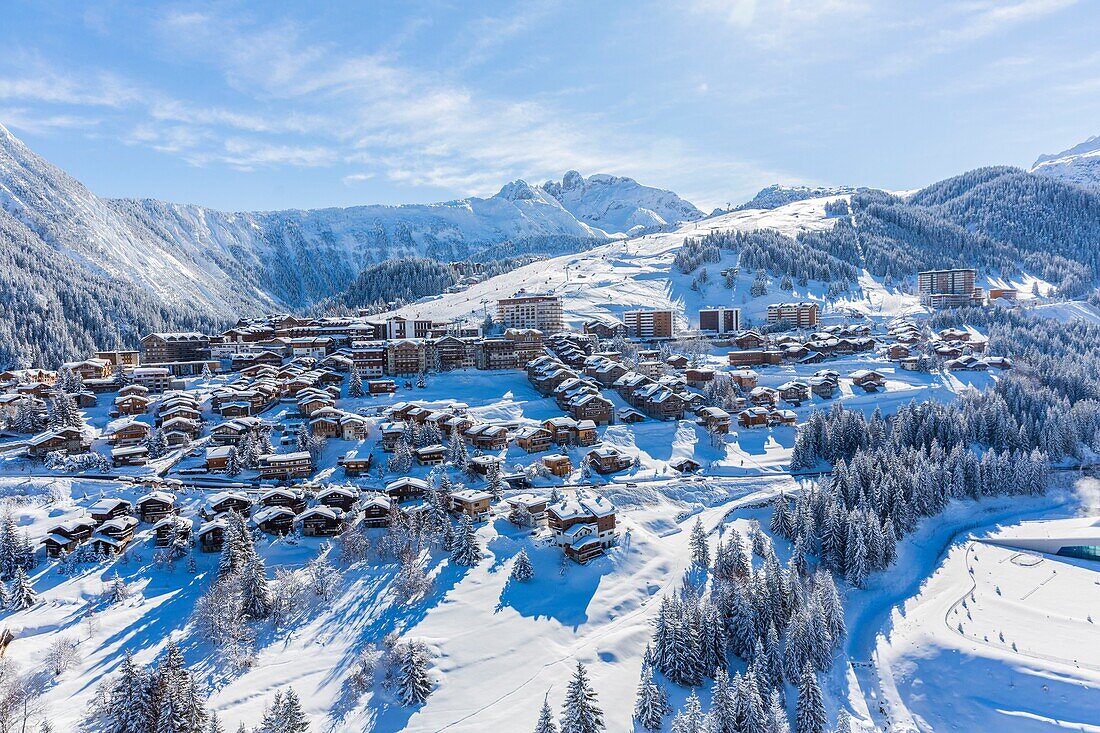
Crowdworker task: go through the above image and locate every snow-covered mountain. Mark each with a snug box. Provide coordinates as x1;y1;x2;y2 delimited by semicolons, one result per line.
730;184;863;213
1031;135;1100;188
385;195;850;329
539;170;704;235
0;123;704;320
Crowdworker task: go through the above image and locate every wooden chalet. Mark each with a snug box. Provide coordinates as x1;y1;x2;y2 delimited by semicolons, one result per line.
298;506;345;537
153;516;192;547
197;520;227;552
252;506;297;535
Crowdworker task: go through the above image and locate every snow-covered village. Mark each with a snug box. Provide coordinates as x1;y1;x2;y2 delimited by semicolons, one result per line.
0;4;1099;733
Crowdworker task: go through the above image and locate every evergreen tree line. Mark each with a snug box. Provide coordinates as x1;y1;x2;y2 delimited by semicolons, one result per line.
674;229;859;290
786;404;1049;587
0;214;228;369
636;520;845;733
801;168;1100;297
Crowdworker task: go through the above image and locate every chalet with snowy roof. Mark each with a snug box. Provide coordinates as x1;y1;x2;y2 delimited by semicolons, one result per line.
258;451;313;480
88;497;132;524
298;506;345;537
153;516;192;547
778;381;811;405
91;515;139;553
359;493;392;527
464;423;509;450
697;406;732;434
111;445;148;467
338;449;373;477
769;409;798;427
450;489;493;522
583;317;627;339
104;420;151;446
748;386;779;408
567;392;614;425
515;426;554;453
738;407;770;428
111;393;151;417
367;378;398;394
547;493;617;564
204;445;233;472
259;488;307;514
633;384;688;421
385;477;429;503
204;492;252;518
41;518;98;557
849;369;886;391
252;506;297;535
941;354;983;371
210;417;265;445
506;494;548;523
413;444;445;466
197;520;227;552
727;350;783;367
316;485;360;512
26;427;90;457
808;377;837;399
586;445;632;475
542;453;573;477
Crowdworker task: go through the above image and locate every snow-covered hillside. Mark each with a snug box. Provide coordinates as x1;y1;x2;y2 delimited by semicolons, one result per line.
730;184;864;213
0;123;704;316
1030;135;1100;189
387;196;857;328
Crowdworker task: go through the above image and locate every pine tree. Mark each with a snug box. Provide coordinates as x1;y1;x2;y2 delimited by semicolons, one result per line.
670;691;705;733
279;687;310;732
225;447;242;477
397;642;433;706
511;550;534;582
207;712;225;733
450;514;483;567
559;662;604;733
735;670;768;733
8;567;35;609
795;666;826;733
240;553;273;620
485;460;506;501
446;428;469;467
767;689;790;733
707;668;738;733
534;695;559;733
146;428;169;460
201;362;213;382
347;367;364;398
109;572;129;604
633;664;668;732
110;651;153;733
689;518;709;569
834;709;853;733
843;521;867;588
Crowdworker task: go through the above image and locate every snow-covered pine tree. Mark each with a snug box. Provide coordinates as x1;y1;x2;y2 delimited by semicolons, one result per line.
632;663;669;732
446;428;468;468
734;670;768;733
534;694;559;733
279;687;310;732
347;367;364;398
768;689;790;733
689;518;710;569
240;553;273;619
146;428;169;460
485;460;506;501
707;668;738;733
450;514;483;567
560;662;604;733
8;567;36;609
834;708;853;733
396;642;433;706
795;666;826;733
224;447;242;477
109;650;154;733
670;691;705;733
511;550;534;582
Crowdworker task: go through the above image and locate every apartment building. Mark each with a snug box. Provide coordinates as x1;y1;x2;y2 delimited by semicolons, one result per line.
623;309;676;339
496;294;564;333
698;307;741;335
766;302;819;328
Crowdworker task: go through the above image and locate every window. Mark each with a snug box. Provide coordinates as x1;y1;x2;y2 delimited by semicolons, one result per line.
1056;545;1100;561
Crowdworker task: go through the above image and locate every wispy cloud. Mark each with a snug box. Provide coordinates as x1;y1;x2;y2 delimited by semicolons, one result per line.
871;0;1080;77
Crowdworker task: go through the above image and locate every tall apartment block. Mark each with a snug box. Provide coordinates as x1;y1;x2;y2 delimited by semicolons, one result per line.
698;307;741;335
496;294;564;333
623;309;676;339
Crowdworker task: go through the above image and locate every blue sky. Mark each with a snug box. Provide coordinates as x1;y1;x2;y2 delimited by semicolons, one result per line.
1;1;1097;212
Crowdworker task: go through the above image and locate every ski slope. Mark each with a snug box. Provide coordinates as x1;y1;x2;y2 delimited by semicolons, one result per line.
388;196;853;329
